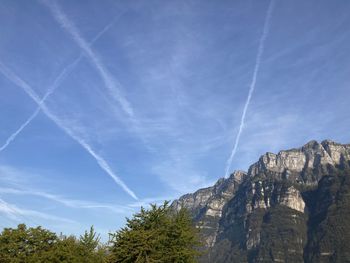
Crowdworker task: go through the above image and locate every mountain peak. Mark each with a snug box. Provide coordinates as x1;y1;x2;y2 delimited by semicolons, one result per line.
248;140;350;182
227;170;247;183
173;140;350;262
301;139;320;149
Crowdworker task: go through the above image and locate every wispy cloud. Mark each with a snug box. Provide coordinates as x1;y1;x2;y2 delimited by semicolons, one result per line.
0;109;41;152
224;0;275;177
0;61;138;200
152;156;214;194
0;198;20;221
41;0;163;154
0;164;171;214
128;195;180;208
41;0;134;118
0;17;118;153
0;165;30;187
0;187;134;214
0;197;75;224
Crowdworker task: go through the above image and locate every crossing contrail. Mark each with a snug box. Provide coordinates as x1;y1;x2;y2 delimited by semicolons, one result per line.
0;62;138;200
41;0;134;118
41;0;159;153
0;18;117;153
225;0;275;177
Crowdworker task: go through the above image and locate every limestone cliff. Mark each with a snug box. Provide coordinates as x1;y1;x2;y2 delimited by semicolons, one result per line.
172;170;246;247
172;140;350;262
249;140;350;183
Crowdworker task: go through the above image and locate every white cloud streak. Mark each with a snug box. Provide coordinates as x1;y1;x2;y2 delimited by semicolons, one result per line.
41;0;134;118
152;156;213;195
0;59;79;153
0;187;134;214
0;185;176;214
224;0;275;177
0;198;20;221
0;197;75;224
0;18;117;153
0;108;40;152
0;62;138;200
40;0;157;153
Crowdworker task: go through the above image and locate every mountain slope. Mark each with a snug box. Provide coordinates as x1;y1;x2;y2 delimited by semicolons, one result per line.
172;140;350;263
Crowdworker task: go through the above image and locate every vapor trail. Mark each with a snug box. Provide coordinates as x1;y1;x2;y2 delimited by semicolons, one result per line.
0;62;138;200
41;0;134;118
0;197;20;220
0;108;40;152
0;197;40;225
0;187;134;214
0;18;117;153
41;0;160;153
224;0;275;177
0;197;73;224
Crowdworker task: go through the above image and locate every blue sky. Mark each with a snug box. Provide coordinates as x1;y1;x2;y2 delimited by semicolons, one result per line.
0;0;349;238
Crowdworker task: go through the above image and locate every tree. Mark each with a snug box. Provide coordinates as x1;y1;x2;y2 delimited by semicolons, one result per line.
0;224;108;263
109;201;201;263
0;224;57;263
80;226;100;252
79;226;108;263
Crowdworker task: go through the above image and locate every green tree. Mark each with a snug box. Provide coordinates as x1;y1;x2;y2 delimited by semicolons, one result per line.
40;234;107;263
80;226;100;252
39;233;108;263
0;224;57;263
79;226;108;263
38;235;82;263
109;201;201;263
0;224;108;263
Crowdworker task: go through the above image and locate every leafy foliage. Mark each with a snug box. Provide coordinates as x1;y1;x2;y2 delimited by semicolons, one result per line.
0;224;108;263
109;201;201;262
0;203;201;262
0;224;57;263
80;226;100;250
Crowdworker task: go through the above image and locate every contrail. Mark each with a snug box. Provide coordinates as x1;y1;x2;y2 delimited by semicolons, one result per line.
0;18;118;153
0;62;138;200
224;0;275;177
0;187;134;214
0;197;73;224
0;197;20;221
0;197;40;225
41;0;159;153
0;107;40;152
40;0;134;118
0;59;79;153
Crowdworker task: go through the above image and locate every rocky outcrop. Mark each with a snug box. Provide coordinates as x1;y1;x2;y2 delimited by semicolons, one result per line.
278;185;305;212
172;140;350;262
172;170;246;247
248;140;350;183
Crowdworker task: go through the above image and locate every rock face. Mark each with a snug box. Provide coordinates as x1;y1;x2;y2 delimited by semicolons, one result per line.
249;140;350;183
172;140;350;262
172;170;246;247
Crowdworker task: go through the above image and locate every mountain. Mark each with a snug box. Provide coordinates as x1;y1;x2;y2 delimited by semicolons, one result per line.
172;140;350;262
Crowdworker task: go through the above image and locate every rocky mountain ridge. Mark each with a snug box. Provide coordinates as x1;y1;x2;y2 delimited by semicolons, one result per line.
172;140;350;262
248;140;350;183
